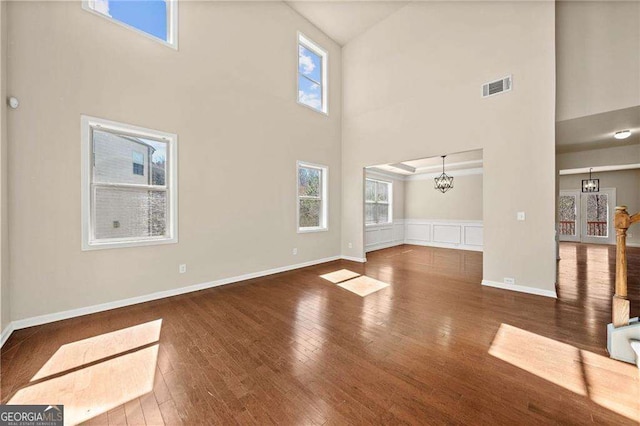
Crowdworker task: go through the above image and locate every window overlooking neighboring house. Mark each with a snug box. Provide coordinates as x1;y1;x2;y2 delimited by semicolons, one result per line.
81;116;178;250
132;151;145;176
297;33;328;114
297;162;328;232
83;0;178;49
365;178;392;225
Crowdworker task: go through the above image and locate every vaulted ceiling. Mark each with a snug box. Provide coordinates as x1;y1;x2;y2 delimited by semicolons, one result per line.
286;1;408;45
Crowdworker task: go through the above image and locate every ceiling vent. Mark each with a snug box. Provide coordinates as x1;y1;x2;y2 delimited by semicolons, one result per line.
482;75;512;98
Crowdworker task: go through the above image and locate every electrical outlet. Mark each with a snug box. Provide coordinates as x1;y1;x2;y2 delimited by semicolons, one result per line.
348;242;353;249
517;212;526;221
504;277;515;285
179;264;187;274
292;248;298;255
628;233;633;238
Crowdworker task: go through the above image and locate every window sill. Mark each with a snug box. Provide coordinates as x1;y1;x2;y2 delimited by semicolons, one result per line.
296;100;329;116
297;227;329;234
82;236;178;251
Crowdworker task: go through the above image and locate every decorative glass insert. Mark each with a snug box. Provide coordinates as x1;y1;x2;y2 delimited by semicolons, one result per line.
585;194;608;237
559;195;577;236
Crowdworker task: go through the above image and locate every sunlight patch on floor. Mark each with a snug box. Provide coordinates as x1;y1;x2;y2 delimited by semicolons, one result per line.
32;319;162;381
489;323;640;420
338;276;389;297
320;269;360;283
9;320;162;425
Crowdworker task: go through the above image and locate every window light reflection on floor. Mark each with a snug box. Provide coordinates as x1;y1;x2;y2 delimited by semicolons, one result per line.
9;320;162;425
489;323;639;421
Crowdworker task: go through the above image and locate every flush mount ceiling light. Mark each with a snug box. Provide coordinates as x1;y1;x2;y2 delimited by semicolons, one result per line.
434;155;454;193
582;168;599;193
614;130;631;140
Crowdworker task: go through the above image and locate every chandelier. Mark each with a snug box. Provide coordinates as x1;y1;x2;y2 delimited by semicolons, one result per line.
581;168;599;193
434;155;454;193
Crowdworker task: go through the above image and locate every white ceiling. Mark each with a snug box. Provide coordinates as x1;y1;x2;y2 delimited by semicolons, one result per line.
286;1;408;46
556;105;640;154
368;149;483;176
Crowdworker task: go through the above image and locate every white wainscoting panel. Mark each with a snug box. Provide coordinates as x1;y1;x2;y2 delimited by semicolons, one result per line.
404;219;483;252
433;225;461;244
464;225;483;247
406;223;430;241
365;220;405;252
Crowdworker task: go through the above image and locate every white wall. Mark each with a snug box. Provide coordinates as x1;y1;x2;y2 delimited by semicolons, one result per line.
556;1;640;121
342;1;557;294
405;173;483;221
7;1;342;322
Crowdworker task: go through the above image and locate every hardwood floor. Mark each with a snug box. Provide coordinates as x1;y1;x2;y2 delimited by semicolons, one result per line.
1;243;639;425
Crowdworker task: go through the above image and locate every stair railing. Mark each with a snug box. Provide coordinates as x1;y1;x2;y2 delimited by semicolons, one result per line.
613;206;640;327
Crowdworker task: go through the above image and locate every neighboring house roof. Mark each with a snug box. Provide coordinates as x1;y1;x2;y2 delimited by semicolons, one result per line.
120;135;157;153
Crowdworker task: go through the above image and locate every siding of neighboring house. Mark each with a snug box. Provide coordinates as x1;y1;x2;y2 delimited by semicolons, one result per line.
92;131;164;239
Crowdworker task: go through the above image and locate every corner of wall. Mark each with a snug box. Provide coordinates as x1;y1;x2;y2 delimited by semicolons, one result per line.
0;0;11;339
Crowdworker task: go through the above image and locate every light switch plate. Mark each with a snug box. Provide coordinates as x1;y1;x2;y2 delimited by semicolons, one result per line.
517;212;526;221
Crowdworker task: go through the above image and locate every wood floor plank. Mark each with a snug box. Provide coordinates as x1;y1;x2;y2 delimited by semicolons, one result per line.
139;393;164;426
2;243;639;425
123;398;145;425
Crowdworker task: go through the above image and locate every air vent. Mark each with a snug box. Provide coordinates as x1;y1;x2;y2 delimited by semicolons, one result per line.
482;75;512;98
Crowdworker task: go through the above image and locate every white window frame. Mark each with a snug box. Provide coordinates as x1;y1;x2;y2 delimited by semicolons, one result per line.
297;32;328;115
297;161;329;233
82;0;179;50
81;115;179;250
365;178;393;226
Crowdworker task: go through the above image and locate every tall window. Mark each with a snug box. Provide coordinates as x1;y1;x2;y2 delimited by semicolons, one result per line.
81;116;178;250
297;33;328;114
365;179;392;225
83;0;178;49
297;162;328;232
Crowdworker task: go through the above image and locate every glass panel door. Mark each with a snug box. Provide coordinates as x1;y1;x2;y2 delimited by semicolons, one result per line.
580;188;616;245
559;190;580;242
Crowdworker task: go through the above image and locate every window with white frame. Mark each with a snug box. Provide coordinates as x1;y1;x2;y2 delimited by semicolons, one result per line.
297;162;328;232
365;179;392;225
83;0;178;49
297;33;328;114
81;116;178;250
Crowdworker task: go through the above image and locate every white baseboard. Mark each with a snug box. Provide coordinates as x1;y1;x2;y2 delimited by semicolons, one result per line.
627;242;640;248
365;240;404;253
404;239;483;252
4;255;343;343
1;322;15;348
481;279;557;299
341;255;367;263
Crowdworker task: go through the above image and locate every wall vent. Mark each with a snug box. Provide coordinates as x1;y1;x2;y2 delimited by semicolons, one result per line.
482;75;512;98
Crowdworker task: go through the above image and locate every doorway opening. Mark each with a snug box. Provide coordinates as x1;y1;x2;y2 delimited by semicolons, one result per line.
362;149;483;257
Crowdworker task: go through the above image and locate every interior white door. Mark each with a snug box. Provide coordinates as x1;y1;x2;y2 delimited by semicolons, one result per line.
559;190;580;242
580;188;616;245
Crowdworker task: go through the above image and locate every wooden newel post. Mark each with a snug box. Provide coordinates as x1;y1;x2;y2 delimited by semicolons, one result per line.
613;206;631;327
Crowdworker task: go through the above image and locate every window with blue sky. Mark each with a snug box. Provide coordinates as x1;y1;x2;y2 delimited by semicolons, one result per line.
298;34;327;114
84;0;177;48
